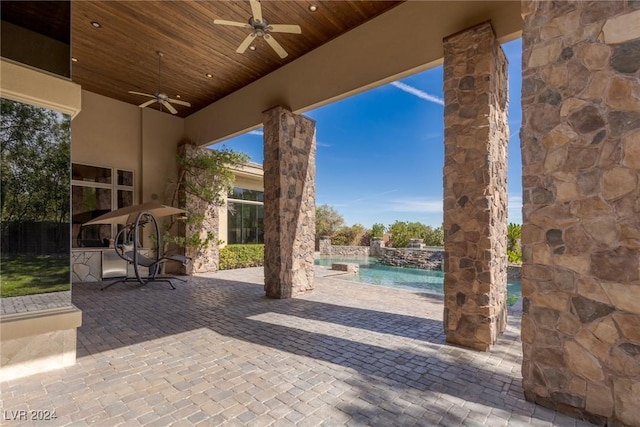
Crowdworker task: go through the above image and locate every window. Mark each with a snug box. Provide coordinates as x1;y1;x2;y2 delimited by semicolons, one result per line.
227;187;264;244
71;163;134;248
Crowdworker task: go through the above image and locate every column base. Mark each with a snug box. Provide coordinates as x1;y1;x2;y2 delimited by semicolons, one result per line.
0;306;82;381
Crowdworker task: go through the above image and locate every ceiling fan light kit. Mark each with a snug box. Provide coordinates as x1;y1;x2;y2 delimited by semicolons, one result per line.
214;0;302;59
128;51;191;115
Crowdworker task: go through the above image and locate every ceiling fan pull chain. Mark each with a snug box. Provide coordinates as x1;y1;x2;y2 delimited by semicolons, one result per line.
157;51;162;92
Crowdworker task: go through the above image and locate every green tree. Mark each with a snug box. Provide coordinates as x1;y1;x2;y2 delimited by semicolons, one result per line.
371;223;385;238
507;223;522;264
331;223;368;246
388;221;444;248
1;98;71;255
315;204;345;239
163;143;249;254
1;99;70;225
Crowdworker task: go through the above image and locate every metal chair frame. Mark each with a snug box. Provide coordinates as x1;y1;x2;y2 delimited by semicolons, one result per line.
101;211;190;290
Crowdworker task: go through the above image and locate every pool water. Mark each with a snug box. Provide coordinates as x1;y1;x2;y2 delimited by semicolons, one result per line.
315;256;522;306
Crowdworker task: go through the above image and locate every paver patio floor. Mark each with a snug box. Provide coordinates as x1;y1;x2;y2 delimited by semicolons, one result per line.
1;267;594;426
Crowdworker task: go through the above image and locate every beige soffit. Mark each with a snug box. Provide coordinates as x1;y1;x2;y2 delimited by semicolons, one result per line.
0;58;82;118
185;0;522;146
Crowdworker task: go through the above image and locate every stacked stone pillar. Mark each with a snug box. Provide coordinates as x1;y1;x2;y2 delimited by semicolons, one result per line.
442;22;509;351
521;2;640;425
178;143;219;274
263;106;316;298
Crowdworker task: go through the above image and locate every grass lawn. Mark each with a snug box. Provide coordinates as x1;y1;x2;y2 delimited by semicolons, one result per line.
0;255;70;297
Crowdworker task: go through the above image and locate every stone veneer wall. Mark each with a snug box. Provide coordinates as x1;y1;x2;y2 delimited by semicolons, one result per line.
263;107;316;298
370;238;385;257
318;238;370;257
442;21;509;351
378;248;443;270
318;237;333;255
520;1;640;425
71;250;101;283
179;144;219;274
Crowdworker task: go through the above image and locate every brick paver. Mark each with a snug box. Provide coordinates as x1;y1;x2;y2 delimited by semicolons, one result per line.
0;267;593;426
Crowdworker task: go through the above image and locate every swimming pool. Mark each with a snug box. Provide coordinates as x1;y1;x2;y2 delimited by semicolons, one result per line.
315;256;522;306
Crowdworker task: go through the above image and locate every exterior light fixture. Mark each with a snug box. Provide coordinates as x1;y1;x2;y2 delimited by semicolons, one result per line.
249;46;256;51
175;94;181;99
71;57;78;62
205;73;213;78
309;5;318;12
91;21;101;28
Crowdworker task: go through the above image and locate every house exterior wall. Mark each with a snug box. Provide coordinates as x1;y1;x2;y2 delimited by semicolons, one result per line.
72;90;183;205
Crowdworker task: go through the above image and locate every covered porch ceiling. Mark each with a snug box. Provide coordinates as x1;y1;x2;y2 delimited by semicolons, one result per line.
4;1;523;146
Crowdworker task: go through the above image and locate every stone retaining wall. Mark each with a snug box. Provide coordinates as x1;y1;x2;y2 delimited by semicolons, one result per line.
507;265;522;282
318;237;369;257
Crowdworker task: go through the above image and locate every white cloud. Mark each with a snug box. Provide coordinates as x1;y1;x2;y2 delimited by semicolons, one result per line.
388;198;443;213
508;194;523;224
348;189;398;204
390;81;445;106
248;129;263;136
316;141;332;147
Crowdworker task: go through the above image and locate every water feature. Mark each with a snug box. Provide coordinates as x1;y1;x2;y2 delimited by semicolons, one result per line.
315;256;522;306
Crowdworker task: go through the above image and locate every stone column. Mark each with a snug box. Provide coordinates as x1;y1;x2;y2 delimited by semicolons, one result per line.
319;236;332;255
178;143;219;274
521;2;640;425
442;21;509;351
370;237;385;257
263;106;316;298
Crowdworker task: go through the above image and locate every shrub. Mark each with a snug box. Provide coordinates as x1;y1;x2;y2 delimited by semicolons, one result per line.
331;224;368;246
507;223;522;264
371;223;385;238
388;221;444;248
219;244;264;270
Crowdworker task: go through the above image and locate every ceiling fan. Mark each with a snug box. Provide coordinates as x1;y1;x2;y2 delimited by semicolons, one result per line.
214;0;301;59
128;51;191;115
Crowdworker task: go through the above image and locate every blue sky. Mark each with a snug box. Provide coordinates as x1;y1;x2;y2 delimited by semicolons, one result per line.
215;38;523;229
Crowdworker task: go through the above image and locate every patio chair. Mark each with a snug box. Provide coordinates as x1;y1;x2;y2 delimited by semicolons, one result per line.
100;211;191;290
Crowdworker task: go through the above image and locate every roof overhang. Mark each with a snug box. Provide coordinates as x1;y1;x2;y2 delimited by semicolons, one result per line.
185;1;522;146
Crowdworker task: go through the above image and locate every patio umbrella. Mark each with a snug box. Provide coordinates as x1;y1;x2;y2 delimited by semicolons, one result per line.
72;209;111;224
83;202;185;225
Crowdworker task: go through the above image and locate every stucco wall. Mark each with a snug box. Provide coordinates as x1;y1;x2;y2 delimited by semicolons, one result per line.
72;90;183;202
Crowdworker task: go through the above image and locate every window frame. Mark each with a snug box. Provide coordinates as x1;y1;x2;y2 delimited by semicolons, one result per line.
71;162;135;249
227;186;264;244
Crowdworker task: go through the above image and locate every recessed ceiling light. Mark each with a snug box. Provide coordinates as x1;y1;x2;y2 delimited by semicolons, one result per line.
71;57;78;62
90;21;101;28
175;94;181;99
205;73;213;78
249;46;256;51
309;5;318;12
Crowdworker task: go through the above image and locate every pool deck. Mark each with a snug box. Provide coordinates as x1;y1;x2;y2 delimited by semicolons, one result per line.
0;267;590;426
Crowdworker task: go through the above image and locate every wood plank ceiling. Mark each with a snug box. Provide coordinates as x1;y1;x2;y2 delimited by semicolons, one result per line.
71;1;401;117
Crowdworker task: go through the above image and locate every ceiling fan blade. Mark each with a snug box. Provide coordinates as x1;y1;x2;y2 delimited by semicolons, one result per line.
250;0;263;23
138;99;156;108
236;33;256;54
168;98;191;107
213;19;252;29
161;101;178;115
268;24;301;34
129;91;155;98
264;34;288;59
